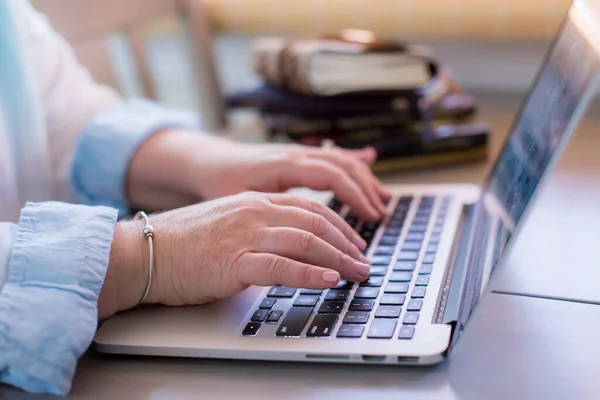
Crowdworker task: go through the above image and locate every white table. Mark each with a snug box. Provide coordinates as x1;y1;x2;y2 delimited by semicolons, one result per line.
3;93;600;400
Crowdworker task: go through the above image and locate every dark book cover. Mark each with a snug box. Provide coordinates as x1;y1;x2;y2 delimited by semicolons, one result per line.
226;70;476;120
289;122;489;161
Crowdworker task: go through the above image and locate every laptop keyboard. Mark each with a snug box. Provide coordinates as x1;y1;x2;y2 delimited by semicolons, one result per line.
242;195;451;340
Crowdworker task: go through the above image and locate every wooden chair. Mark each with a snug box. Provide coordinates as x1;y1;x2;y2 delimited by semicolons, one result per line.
33;0;226;131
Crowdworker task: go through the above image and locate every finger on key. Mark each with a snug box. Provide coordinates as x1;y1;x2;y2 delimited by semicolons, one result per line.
308;151;387;216
267;194;367;251
277;158;380;221
256;227;371;282
266;206;369;263
238;253;341;289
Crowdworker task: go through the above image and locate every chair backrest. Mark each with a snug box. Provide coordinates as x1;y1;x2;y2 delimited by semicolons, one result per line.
33;0;227;130
34;0;182;99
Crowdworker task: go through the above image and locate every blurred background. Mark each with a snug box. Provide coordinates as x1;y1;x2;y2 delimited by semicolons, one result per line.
30;0;571;151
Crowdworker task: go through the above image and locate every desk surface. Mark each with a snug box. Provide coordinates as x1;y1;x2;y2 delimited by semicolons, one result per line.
4;93;600;400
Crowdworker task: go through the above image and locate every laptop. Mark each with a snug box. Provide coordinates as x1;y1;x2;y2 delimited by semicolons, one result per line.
94;0;600;365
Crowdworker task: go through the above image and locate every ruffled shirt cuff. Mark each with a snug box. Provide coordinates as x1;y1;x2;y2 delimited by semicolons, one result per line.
0;202;118;395
69;99;201;216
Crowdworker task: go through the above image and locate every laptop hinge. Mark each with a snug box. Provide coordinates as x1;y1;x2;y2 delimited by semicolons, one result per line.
434;200;492;355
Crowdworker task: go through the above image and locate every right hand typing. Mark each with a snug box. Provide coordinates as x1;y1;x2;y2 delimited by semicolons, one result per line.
100;192;371;318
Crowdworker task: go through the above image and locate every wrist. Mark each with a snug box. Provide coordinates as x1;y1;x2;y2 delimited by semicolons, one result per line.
126;129;203;209
99;221;147;319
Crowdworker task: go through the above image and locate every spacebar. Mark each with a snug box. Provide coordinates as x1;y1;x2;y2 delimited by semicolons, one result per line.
276;307;313;337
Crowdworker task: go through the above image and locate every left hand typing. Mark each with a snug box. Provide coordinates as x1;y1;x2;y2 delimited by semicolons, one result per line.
126;130;391;221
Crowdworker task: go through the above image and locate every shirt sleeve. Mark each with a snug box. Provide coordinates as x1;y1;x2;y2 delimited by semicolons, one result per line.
14;1;201;213
69;99;201;216
0;202;118;395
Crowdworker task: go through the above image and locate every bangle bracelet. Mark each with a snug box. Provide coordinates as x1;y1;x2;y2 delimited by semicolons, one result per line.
134;211;154;307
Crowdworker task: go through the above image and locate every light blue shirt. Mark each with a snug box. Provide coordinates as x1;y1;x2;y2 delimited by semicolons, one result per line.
0;1;200;395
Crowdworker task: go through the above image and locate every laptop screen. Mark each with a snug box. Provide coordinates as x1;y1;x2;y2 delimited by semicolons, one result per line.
481;1;600;272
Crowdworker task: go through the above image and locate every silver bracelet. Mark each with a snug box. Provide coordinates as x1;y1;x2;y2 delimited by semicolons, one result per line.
134;211;154;307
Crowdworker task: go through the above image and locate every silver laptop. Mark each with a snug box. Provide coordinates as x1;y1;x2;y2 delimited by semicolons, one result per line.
94;0;600;365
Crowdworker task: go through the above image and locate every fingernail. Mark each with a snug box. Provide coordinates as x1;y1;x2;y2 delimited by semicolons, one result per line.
352;234;367;251
355;262;371;278
322;270;341;283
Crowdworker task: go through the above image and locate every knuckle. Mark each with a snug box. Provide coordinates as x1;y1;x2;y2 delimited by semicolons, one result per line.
299;231;317;253
309;214;329;236
266;256;288;280
337;251;351;269
299;265;313;287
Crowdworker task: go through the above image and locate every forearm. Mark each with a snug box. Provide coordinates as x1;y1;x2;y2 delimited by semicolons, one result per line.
125;129;234;211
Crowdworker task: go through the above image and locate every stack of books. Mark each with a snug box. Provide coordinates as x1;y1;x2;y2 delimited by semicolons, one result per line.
226;30;489;173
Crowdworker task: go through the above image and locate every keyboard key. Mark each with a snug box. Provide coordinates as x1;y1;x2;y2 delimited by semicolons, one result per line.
397;251;419;261
387;219;405;228
300;289;323;295
403;312;419;325
251;309;269;322
426;244;439;254
380;294;406;305
328;197;343;214
401;242;421;251
421;196;436;204
325;289;351;301
407;299;423;311
384;227;403;236
412;287;427;298
412;216;430;225
415;276;430;286
409;224;428;233
432;226;444;234
363;221;380;231
346;216;358;227
420;265;433;274
398;196;414;204
415;211;432;219
375;305;402;318
398;325;415;339
360;276;384;287
370;266;388;276
343;311;370;324
349;299;375;311
267;310;284;323
378;236;399;246
354;288;380;299
429;234;442;244
406;233;425;242
318;301;345;314
294;295;320;307
394;262;416;271
307;314;338;337
423;254;436;264
367;319;397;339
333;280;354;290
276;307;313;336
374;246;395;256
268;286;296;298
259;297;277;309
385;283;409;293
389;271;413;282
242;322;261;336
337;324;365;338
371;255;392;265
360;230;375;242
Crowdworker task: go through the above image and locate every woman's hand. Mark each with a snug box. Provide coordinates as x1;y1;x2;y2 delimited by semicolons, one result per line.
126;131;391;221
99;192;371;318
